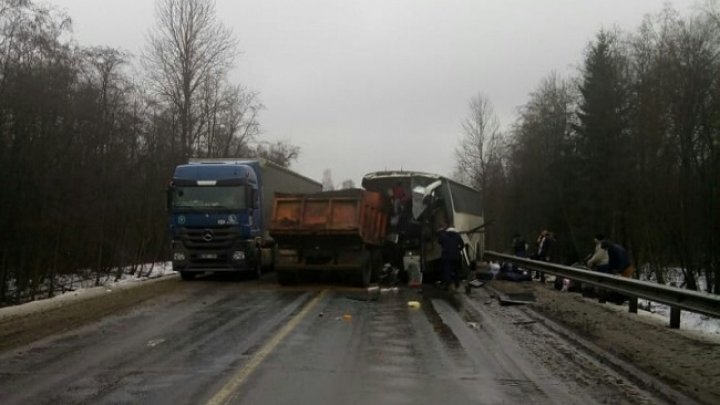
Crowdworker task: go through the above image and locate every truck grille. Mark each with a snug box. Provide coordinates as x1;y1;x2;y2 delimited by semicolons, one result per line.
179;226;239;250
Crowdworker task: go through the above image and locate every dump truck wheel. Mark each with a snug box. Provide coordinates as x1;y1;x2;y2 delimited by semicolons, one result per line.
180;271;196;281
358;250;372;287
277;270;298;286
370;250;382;283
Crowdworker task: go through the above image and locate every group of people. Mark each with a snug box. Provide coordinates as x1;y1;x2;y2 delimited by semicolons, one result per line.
510;230;635;281
511;230;555;281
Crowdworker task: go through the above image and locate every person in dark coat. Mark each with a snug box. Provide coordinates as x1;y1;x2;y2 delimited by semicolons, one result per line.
599;239;634;304
601;239;633;277
511;233;528;258
532;230;555;281
438;226;464;290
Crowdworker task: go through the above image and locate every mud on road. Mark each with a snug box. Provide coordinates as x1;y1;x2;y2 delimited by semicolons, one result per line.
487;279;720;405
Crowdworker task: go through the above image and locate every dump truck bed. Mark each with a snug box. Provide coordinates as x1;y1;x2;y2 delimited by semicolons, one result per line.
270;189;387;246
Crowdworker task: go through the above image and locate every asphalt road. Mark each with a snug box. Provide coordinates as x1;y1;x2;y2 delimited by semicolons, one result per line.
0;274;676;405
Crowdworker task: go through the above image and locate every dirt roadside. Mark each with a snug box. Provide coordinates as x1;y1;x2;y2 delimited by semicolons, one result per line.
0;277;182;353
488;279;720;405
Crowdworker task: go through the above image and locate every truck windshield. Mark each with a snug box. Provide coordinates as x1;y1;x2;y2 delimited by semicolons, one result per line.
172;186;247;210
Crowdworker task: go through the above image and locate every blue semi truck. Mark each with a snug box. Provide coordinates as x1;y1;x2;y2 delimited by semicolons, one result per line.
167;158;322;280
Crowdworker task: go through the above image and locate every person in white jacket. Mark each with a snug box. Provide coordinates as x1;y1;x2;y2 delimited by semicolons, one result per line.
586;234;610;273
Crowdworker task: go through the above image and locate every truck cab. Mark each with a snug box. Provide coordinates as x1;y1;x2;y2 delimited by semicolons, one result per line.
168;160;263;279
168;158;322;280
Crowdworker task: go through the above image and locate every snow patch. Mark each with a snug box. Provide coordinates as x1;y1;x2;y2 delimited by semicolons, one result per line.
0;262;176;321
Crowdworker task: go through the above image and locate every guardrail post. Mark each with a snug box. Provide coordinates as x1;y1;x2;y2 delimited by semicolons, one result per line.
669;307;681;329
628;297;638;314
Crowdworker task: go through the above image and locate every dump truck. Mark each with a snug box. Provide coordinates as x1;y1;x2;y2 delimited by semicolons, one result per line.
269;189;388;286
167;158;322;280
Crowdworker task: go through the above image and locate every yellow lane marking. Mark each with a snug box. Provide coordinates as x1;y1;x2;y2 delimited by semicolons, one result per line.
205;289;328;405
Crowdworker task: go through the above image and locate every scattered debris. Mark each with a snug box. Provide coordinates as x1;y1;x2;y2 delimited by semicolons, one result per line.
467;321;480;329
469;279;485;288
342;314;352;321
498;292;537;306
318;312;324;318
378;263;400;286
146;338;165;347
407;301;421;309
512;320;537;325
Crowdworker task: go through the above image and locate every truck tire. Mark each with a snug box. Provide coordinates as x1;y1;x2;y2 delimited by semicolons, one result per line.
358;250;372;287
262;244;278;273
277;270;298;285
371;250;383;283
252;249;263;280
180;271;196;281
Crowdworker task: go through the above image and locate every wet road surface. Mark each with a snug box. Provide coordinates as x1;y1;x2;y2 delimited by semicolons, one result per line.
0;275;674;404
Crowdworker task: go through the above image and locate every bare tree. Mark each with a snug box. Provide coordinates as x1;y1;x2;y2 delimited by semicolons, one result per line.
254;140;300;168
321;169;334;191
340;179;355;189
143;0;237;162
455;93;502;194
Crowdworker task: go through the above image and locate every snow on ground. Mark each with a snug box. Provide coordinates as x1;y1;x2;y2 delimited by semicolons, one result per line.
637;299;720;335
0;262;176;321
635;268;720;335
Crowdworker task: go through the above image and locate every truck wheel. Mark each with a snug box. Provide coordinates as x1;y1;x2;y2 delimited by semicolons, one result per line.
277;270;298;285
180;271;196;281
370;250;383;283
252;261;262;279
358;250;372;287
252;249;263;280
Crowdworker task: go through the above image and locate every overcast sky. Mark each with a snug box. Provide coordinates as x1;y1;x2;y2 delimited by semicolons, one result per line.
51;0;697;186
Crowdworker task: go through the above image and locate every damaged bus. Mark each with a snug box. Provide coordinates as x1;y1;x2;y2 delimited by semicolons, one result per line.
361;171;485;281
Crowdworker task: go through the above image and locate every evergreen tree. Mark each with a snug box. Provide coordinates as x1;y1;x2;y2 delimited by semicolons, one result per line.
573;30;632;245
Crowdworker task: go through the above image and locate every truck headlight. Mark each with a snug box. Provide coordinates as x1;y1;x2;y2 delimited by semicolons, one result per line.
173;251;186;261
232;251;245;261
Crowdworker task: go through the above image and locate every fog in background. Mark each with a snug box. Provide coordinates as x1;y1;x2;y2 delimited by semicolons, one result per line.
51;0;697;184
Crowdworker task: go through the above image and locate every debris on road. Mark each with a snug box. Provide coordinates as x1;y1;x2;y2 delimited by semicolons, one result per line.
146;338;165;347
499;293;537;306
407;301;421;309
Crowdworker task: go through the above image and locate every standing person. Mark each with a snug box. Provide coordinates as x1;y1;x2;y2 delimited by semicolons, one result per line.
532;230;554;281
438;225;464;290
511;233;528;258
392;182;409;215
586;234;610;273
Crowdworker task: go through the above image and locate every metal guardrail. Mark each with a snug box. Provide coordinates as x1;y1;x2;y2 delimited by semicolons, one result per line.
484;251;720;328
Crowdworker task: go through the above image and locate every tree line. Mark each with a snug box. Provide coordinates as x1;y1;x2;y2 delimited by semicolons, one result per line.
0;0;296;305
456;4;720;293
